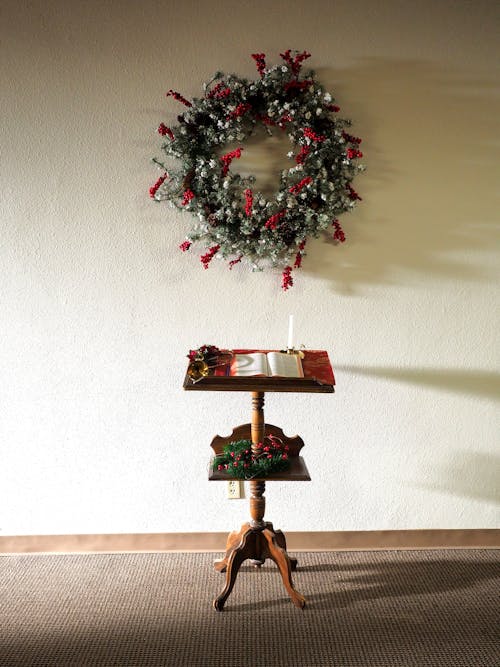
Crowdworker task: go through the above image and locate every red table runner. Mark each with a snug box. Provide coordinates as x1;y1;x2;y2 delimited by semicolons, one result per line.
214;349;335;386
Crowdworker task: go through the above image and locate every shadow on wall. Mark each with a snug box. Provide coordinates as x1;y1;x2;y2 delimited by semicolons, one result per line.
336;365;500;402
415;450;500;506
298;58;499;293
338;364;500;505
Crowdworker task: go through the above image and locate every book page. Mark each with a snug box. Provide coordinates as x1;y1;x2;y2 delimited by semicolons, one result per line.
266;352;304;378
231;353;270;377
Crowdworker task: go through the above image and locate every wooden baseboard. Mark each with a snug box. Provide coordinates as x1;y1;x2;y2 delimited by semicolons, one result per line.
0;529;498;554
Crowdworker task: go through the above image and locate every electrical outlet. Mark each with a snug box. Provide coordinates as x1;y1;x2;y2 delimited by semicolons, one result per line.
227;480;243;499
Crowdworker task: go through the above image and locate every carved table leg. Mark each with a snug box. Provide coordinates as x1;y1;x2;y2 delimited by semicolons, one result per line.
274;528;298;571
213;521;305;610
213;527;255;611
262;528;306;609
214;524;249;573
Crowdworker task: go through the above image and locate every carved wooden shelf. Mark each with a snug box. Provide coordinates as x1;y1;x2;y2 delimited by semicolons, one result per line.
208;455;311;482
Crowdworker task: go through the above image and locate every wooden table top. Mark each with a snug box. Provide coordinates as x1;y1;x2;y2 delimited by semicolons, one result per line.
183;373;334;393
183;349;335;393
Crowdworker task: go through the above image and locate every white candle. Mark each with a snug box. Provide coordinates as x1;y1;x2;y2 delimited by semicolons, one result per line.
287;314;294;350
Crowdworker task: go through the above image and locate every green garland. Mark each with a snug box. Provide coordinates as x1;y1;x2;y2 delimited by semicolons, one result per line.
151;50;364;289
213;437;290;480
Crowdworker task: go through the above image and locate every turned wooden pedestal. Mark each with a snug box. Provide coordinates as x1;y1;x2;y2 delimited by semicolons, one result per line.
210;392;307;611
184;357;334;611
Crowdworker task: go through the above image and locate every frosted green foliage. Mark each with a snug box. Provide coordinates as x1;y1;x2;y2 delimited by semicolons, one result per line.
151;52;363;278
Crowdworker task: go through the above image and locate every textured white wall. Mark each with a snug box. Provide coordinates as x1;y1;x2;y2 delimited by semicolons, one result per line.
1;0;498;535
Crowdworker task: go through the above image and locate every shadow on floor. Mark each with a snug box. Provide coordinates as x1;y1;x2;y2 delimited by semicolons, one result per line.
1;551;499;666
298;554;500;608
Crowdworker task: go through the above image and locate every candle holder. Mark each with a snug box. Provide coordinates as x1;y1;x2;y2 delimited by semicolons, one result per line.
284;346;305;358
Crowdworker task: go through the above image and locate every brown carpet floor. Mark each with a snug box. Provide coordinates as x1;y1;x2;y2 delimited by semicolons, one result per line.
0;549;499;666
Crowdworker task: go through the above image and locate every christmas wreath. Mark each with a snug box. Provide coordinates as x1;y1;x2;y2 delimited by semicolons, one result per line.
150;50;364;290
212;435;290;480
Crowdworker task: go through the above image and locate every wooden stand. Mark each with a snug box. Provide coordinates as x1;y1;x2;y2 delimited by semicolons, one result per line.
183;353;334;611
211;392;306;611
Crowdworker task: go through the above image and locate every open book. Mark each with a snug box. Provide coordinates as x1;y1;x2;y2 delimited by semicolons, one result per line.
231;352;304;378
